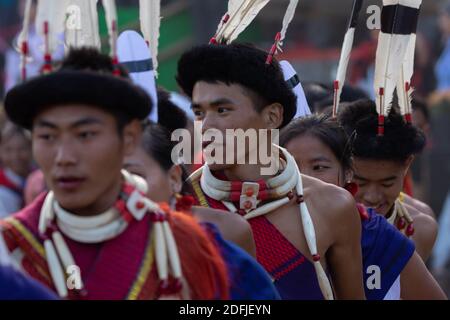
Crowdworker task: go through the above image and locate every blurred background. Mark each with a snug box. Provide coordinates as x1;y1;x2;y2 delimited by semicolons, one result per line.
0;0;450;297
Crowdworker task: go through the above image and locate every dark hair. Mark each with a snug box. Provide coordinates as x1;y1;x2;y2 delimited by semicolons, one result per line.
62;47;129;78
302;82;369;114
176;43;296;128
140;123;176;172
157;87;188;133
140;123;190;191
301;82;330;114
338;99;426;162
280;114;352;172
60;48;133;133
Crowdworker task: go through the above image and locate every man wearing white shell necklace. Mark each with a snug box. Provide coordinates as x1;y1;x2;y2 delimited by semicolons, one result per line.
177;43;366;300
0;50;230;300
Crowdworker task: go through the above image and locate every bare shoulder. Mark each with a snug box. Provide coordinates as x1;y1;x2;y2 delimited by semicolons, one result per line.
405;203;438;237
403;194;436;219
302;174;358;221
191;206;256;257
404;203;438;261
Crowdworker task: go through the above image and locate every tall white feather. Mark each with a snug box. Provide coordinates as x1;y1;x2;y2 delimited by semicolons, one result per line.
214;0;247;41
333;28;355;115
139;0;161;73
213;0;244;41
397;34;416;118
397;0;422;119
102;0;118;57
17;0;32;80
17;0;32;52
333;0;363;116
218;0;271;44
374;0;410;118
35;0;67;54
279;0;299;47
65;0;101;50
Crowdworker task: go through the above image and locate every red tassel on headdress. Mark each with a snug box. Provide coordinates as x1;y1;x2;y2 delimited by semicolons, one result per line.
20;41;29;81
377;88;385;136
404;82;413;124
111;21;121;76
41;22;53;74
266;32;281;65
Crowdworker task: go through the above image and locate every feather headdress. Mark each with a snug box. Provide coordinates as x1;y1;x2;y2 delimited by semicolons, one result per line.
139;0;161;74
397;1;422;123
211;0;271;45
332;0;364;117
373;0;422;135
102;0;120;74
17;0;33;81
65;0;101;50
35;0;67;73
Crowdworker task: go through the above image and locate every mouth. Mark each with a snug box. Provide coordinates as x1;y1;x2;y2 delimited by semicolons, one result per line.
54;176;86;191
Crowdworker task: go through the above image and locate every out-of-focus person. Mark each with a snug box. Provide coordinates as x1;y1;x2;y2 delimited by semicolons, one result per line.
0;121;32;218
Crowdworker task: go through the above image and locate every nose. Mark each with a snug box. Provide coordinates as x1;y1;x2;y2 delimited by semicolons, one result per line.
55;142;77;167
201;112;219;135
360;185;382;208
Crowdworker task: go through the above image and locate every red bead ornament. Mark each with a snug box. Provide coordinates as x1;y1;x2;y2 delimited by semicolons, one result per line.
406;223;415;237
397;217;406;230
170;278;183;293
135;201;145;210
312;254;321;262
296;194;304;204
344;182;359;196
150;212;165;223
175;195;195;212
287;191;294;200
245;188;254;197
243;201;252;210
158;280;170;295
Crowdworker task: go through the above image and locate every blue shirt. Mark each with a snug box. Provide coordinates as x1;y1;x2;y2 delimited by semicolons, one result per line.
203;223;281;300
361;208;415;300
0;265;57;300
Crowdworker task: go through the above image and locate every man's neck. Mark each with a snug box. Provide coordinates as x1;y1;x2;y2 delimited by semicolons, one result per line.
222;157;281;182
384;204;395;219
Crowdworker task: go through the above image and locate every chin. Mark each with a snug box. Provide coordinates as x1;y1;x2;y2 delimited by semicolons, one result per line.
53;191;90;212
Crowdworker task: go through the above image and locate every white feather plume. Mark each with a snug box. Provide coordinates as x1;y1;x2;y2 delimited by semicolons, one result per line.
214;0;252;41
334;28;355;114
374;0;422;117
17;0;32;53
139;0;161;73
102;0;118;57
333;0;363;115
17;0;33;80
35;0;67;53
397;34;416;117
216;0;271;44
279;0;299;47
374;0;410;117
65;0;101;50
397;0;422;116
